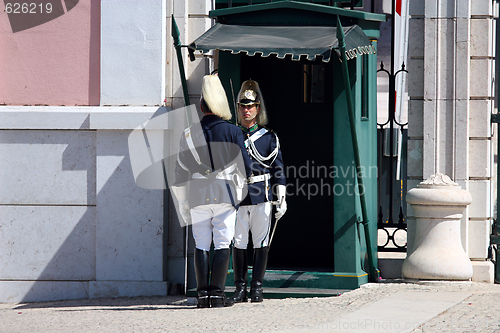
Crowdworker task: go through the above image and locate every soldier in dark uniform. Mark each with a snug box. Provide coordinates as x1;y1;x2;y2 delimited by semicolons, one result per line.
232;80;287;303
173;75;251;308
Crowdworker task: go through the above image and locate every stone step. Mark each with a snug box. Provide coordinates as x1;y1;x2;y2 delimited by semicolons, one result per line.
226;269;350;289
187;286;346;299
186;269;353;298
225;286;346;298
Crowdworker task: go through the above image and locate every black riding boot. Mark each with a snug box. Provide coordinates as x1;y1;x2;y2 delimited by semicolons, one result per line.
209;248;234;308
194;248;211;308
250;246;268;302
232;248;248;303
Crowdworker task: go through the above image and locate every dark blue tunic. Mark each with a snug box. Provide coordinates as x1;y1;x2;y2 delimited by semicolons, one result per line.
240;124;286;206
174;114;252;208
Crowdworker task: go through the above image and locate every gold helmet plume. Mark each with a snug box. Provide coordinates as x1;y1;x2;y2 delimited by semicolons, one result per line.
236;79;268;126
201;75;232;121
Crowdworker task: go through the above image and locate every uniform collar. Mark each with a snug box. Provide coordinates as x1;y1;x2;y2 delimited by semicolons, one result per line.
239;123;259;133
201;114;224;124
199;114;227;132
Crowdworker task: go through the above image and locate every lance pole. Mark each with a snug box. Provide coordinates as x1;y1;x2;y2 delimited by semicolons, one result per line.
336;16;380;282
171;14;192;295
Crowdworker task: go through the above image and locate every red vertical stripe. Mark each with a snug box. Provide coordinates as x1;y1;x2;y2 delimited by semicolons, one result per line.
396;0;402;16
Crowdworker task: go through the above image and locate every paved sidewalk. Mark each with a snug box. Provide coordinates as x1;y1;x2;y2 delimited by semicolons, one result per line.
1;280;499;333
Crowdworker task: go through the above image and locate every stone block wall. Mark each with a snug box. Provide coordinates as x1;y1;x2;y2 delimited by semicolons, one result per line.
0;0;214;302
0;107;166;302
407;0;495;280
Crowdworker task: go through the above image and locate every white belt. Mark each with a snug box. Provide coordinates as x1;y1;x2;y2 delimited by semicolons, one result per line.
247;173;271;184
192;164;245;202
192;172;233;181
192;163;244;186
191;163;237;180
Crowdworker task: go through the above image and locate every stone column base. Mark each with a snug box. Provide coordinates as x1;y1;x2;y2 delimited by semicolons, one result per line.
403;173;473;281
471;261;495;283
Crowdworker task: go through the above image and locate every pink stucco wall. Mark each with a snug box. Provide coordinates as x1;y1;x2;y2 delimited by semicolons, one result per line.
0;0;100;105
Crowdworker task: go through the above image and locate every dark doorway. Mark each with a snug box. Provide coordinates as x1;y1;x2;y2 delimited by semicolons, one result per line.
240;54;335;270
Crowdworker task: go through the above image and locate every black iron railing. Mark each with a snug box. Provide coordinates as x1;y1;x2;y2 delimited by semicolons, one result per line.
376;0;408;253
377;126;407;252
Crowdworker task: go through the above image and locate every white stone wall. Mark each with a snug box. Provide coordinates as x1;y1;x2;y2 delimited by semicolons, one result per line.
166;0;214;109
407;0;495;281
468;0;495;263
0;107;167;302
1;0;169;302
100;0;166;106
0;0;215;303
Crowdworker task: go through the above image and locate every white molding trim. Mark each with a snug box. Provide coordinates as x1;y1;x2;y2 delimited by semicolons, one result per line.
0;106;167;130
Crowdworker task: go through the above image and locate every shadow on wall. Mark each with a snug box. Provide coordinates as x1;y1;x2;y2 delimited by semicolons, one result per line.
0;113;164;303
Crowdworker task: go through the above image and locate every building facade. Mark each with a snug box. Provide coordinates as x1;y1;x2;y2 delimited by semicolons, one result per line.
1;0;174;302
0;0;496;303
406;0;496;282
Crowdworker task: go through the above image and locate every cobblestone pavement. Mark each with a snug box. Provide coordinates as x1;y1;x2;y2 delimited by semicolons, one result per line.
1;280;499;333
409;292;500;333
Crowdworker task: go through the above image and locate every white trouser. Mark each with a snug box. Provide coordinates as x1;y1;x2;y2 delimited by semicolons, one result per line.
234;202;272;249
191;203;236;251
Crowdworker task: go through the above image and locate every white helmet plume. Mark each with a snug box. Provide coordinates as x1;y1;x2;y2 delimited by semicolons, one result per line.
201;75;232;121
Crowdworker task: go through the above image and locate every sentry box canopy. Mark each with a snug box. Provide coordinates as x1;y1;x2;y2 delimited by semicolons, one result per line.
189;23;375;63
